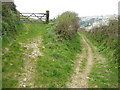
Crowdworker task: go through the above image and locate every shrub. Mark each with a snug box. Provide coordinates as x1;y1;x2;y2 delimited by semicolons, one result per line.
55;11;80;39
2;2;20;36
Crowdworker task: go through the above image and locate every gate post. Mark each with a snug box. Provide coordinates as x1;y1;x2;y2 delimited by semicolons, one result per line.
46;10;49;24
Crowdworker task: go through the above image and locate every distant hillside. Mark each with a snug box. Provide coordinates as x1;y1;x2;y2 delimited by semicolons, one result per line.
80;15;118;29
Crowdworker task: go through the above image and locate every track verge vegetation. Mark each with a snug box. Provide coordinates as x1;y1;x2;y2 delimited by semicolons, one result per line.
81;19;118;88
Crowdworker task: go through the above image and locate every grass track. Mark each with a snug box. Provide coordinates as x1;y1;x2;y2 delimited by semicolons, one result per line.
2;23;81;88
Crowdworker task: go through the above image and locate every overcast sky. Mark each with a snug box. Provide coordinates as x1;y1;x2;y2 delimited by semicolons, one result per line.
14;0;119;19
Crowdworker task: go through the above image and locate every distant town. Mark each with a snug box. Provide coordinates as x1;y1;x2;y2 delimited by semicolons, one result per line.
80;14;118;30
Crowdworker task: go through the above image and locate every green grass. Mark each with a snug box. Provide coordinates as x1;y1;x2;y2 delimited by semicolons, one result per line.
79;58;87;72
2;23;25;88
78;37;88;72
82;32;118;88
34;24;81;88
2;41;24;87
88;57;118;88
2;23;81;88
20;16;44;23
2;23;47;88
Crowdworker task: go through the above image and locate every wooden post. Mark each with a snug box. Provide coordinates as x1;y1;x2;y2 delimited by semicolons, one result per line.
46;10;49;24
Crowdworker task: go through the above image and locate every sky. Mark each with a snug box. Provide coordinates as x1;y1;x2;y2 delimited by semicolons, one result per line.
14;0;119;19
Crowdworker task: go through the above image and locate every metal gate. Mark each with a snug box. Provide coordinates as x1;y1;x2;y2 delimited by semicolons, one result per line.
19;10;49;24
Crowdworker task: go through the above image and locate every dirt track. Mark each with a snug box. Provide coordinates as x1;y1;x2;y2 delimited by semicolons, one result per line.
66;35;94;88
16;37;43;88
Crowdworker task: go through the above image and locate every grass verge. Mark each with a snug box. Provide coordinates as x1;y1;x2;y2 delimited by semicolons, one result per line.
35;24;81;88
83;33;118;88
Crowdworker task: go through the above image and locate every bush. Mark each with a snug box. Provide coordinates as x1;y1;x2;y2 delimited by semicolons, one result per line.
55;11;80;39
2;2;20;36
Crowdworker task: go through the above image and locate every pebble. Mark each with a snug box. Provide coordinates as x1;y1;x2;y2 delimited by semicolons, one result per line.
95;85;98;88
86;77;89;79
23;84;26;87
18;39;44;88
23;78;27;81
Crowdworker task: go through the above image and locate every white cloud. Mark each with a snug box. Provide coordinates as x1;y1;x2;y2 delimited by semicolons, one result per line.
14;0;119;19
